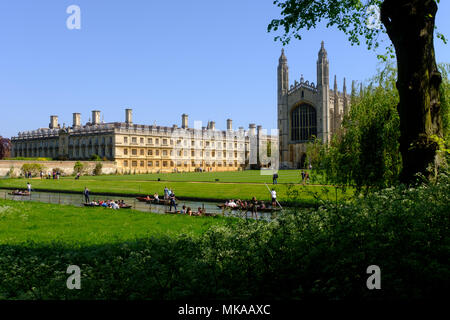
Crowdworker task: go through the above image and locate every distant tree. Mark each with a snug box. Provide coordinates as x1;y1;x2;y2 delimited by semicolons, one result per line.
268;0;446;183
0;136;11;159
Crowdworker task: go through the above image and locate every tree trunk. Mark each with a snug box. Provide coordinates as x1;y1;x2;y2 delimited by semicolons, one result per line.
380;0;442;183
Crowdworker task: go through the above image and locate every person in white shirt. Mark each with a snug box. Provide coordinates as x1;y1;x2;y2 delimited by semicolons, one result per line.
271;189;277;207
27;182;31;193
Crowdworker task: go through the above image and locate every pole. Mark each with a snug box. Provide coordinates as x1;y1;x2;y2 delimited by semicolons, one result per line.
264;183;282;209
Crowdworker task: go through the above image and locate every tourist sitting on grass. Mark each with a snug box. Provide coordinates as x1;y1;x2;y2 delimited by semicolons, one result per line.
153;193;159;202
196;207;203;216
181;205;187;214
145;195;151;201
187;207;192;216
260;202;266;209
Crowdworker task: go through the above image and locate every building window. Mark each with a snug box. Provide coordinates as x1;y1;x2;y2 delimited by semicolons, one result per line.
132;161;137;167
140;161;144;167
163;150;168;156
163;161;168;167
156;161;160;166
156;150;160;156
132;137;137;144
140;138;144;144
132;149;137;155
140;149;144;155
148;161;153;167
155;138;159;144
163;139;167;145
148;138;153;144
124;160;128;167
124;137;128;143
291;104;317;142
148;150;153;156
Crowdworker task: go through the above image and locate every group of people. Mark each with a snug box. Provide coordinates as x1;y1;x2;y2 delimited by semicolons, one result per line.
87;199;126;210
180;205;204;216
300;171;310;184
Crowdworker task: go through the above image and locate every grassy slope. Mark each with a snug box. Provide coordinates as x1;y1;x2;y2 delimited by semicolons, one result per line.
0;171;350;204
0;200;226;246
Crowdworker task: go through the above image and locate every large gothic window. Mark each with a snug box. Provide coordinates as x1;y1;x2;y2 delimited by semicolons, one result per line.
291;104;317;142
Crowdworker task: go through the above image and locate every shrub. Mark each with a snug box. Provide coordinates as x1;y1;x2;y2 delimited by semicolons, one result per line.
93;162;103;176
90;154;101;161
73;161;86;176
20;163;46;177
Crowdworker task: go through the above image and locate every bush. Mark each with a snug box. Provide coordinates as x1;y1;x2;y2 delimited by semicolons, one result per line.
93;162;102;176
73;161;86;176
90;154;101;161
20;163;46;177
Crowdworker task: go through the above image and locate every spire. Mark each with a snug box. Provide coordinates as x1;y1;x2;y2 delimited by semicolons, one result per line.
279;48;287;65
318;40;327;58
351;80;356;97
343;78;347;95
334;75;337;92
359;83;363;97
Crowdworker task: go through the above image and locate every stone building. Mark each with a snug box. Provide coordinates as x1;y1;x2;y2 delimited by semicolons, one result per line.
278;42;355;169
11;109;277;173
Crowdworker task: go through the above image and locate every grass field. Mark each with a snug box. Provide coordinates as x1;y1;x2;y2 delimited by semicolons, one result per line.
0;199;226;246
0;172;351;205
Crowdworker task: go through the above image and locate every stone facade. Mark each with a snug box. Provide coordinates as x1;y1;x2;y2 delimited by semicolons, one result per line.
11;110;277;173
278;42;355;169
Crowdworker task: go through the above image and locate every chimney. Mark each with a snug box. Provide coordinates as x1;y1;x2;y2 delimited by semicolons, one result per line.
73;113;81;127
227;119;233;130
182;114;188;128
249;123;256;136
125;108;133;124
210;121;216;130
257;125;263;135
92;110;101;125
49;116;59;129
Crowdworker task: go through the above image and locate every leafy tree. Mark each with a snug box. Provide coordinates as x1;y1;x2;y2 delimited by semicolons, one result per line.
268;0;445;183
311;63;401;192
0;136;11;159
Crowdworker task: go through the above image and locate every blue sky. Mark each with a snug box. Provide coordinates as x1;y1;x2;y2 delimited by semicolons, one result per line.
1;0;449;138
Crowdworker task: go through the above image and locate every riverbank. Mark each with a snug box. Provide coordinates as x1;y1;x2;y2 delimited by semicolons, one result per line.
0;176;352;207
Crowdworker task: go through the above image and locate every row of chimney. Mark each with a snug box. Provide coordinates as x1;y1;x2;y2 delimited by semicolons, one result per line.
49;109;133;129
48;109;257;132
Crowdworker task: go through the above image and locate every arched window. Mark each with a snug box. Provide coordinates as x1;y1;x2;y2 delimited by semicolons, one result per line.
291;104;317;142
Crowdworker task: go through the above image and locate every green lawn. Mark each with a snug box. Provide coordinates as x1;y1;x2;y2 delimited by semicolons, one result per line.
0;199;226;246
80;169;327;184
0;175;352;205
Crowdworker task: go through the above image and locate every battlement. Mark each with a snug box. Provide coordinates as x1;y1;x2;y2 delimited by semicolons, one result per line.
288;76;318;95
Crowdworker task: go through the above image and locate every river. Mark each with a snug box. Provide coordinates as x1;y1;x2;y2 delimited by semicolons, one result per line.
0;189;280;220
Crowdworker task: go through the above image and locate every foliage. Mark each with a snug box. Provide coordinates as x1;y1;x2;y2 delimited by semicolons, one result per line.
90;154;101;161
20;164;46;177
268;0;386;50
73;161;86;176
0;137;11;160
93;162;103;176
0;173;448;300
311;62;401;193
439;63;450;141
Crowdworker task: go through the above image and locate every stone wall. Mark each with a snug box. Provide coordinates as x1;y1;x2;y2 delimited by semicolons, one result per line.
0;160;117;177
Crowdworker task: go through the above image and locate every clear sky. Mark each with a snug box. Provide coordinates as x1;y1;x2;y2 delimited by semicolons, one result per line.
1;0;449;138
